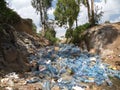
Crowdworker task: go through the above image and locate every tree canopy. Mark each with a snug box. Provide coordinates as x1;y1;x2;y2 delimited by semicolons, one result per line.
0;0;7;11
54;0;80;29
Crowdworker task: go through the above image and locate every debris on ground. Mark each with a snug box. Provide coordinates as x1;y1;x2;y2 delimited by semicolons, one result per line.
28;44;120;89
0;44;120;90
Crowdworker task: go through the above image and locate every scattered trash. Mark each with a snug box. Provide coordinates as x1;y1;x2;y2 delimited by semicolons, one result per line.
28;44;120;89
7;79;14;87
5;72;19;79
72;85;85;90
26;77;40;84
1;78;14;87
5;87;13;90
43;81;50;90
52;85;60;90
1;78;9;87
1;44;120;90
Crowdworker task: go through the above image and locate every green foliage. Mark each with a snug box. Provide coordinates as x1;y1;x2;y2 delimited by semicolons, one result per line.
72;23;91;44
105;21;110;24
32;23;37;33
44;27;57;44
45;0;53;9
0;0;7;9
65;23;91;44
65;29;73;38
0;0;21;25
31;0;53;11
54;0;80;29
4;9;21;24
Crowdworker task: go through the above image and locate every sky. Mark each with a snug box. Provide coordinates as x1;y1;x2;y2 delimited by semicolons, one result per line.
6;0;120;38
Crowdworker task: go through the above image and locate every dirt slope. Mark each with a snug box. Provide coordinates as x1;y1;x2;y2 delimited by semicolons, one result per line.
84;22;120;69
0;23;49;74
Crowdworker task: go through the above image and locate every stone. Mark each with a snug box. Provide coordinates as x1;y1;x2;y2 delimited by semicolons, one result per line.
72;86;84;90
1;78;14;87
54;46;60;51
52;85;60;90
89;49;96;55
1;78;9;87
5;87;13;90
24;39;30;44
7;79;14;87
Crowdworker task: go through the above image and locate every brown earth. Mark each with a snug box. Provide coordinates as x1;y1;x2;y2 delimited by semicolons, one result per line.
83;22;120;70
82;22;120;90
14;18;36;35
0;22;49;74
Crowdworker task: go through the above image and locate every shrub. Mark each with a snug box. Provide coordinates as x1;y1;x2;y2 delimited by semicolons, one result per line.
72;23;91;44
32;23;37;33
0;0;21;25
45;27;57;44
65;23;91;44
105;21;110;24
2;8;21;24
65;28;73;38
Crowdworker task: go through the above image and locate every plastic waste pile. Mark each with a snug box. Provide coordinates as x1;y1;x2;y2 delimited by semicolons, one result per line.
29;44;120;90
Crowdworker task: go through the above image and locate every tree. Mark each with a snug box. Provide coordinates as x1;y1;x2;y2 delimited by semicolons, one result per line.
75;0;81;27
82;0;106;25
94;5;104;24
0;0;6;8
82;0;95;25
54;0;80;29
82;0;91;23
31;0;53;36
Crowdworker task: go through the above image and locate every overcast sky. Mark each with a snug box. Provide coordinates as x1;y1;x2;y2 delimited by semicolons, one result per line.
6;0;120;38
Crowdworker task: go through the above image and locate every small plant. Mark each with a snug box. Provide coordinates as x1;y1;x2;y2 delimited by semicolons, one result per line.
105;21;110;24
32;23;37;33
72;23;91;44
65;23;91;44
44;27;57;44
65;28;73;38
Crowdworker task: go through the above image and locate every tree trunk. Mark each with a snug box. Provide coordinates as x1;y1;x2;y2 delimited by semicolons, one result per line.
76;19;78;27
91;0;95;25
41;0;45;36
39;0;43;26
86;0;91;23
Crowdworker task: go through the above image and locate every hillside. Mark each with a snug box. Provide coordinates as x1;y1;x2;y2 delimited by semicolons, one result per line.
0;11;49;74
83;22;120;69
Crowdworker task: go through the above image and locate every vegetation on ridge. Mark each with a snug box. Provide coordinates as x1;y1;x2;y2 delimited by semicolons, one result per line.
0;0;21;25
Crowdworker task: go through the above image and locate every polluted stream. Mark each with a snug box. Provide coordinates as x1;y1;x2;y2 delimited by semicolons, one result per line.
1;44;120;90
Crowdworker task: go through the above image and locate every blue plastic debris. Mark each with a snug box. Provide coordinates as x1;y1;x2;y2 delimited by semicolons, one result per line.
27;77;40;84
43;81;50;90
29;44;120;89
